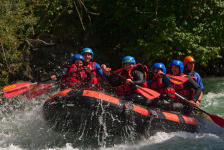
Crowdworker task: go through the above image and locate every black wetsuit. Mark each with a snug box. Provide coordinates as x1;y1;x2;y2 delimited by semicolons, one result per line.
183;76;202;102
173;75;202;113
106;70;147;105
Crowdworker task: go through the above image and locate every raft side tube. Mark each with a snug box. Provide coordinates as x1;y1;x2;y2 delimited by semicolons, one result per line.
81;89;197;126
44;89;197;132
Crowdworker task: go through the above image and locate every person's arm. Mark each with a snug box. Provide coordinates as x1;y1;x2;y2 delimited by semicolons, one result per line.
131;70;145;85
194;72;204;91
57;68;68;78
51;68;68;80
162;75;173;87
94;63;104;78
184;76;202;102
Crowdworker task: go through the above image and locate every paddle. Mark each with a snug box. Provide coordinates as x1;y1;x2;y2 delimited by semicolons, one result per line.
168;75;189;85
134;85;160;100
25;66;101;99
25;83;52;99
3;82;34;98
2;78;52;99
24;78;52;99
175;92;224;128
111;72;160;100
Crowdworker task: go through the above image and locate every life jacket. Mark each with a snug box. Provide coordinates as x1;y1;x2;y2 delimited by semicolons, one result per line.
85;62;102;90
150;75;175;99
60;64;88;89
186;72;197;81
114;63;148;96
169;73;196;102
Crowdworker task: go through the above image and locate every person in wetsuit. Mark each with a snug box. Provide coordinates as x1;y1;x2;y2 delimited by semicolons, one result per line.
102;56;148;105
81;48;104;89
51;54;90;89
169;60;202;112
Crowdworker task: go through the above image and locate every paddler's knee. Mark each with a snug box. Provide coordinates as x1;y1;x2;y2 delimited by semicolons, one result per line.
172;103;184;111
126;93;149;105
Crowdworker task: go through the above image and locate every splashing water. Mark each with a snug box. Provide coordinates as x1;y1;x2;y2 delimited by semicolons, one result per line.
0;77;224;150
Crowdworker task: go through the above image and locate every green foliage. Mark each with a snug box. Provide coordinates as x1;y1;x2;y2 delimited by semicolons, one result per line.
0;0;37;85
91;0;223;70
0;0;223;86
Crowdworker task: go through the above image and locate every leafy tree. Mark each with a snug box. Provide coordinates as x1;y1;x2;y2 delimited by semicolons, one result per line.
0;0;223;86
0;0;37;85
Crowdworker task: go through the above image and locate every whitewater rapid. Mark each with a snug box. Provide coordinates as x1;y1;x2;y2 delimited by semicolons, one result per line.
0;77;224;150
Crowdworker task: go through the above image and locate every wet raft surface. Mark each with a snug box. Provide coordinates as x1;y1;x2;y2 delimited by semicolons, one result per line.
43;89;202;147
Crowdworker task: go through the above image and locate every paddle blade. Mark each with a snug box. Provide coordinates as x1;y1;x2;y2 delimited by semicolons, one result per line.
25;84;51;99
137;86;160;100
3;83;33;98
207;114;224;128
175;92;224;128
169;75;189;85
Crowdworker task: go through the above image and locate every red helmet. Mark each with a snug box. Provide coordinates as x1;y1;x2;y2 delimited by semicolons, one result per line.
183;56;195;66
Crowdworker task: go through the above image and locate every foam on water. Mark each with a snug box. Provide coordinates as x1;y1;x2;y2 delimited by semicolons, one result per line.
0;143;79;150
200;91;224;118
1;78;224;150
203;92;224;108
100;131;224;150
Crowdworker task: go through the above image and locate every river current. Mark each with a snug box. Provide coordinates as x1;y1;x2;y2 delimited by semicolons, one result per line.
0;77;224;150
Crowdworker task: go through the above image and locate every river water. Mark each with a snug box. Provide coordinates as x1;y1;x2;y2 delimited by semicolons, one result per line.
0;77;224;150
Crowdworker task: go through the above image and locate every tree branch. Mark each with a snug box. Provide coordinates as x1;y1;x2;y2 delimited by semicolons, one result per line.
74;0;86;31
29;38;55;47
78;0;92;22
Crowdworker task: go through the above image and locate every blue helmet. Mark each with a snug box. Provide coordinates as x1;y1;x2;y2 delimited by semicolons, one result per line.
152;63;166;74
81;48;94;59
171;60;184;73
71;54;84;63
122;56;136;66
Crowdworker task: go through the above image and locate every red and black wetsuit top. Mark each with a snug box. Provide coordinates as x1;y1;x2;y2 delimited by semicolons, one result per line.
84;61;103;90
107;63;148;96
150;75;175;100
60;64;88;89
169;73;201;102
